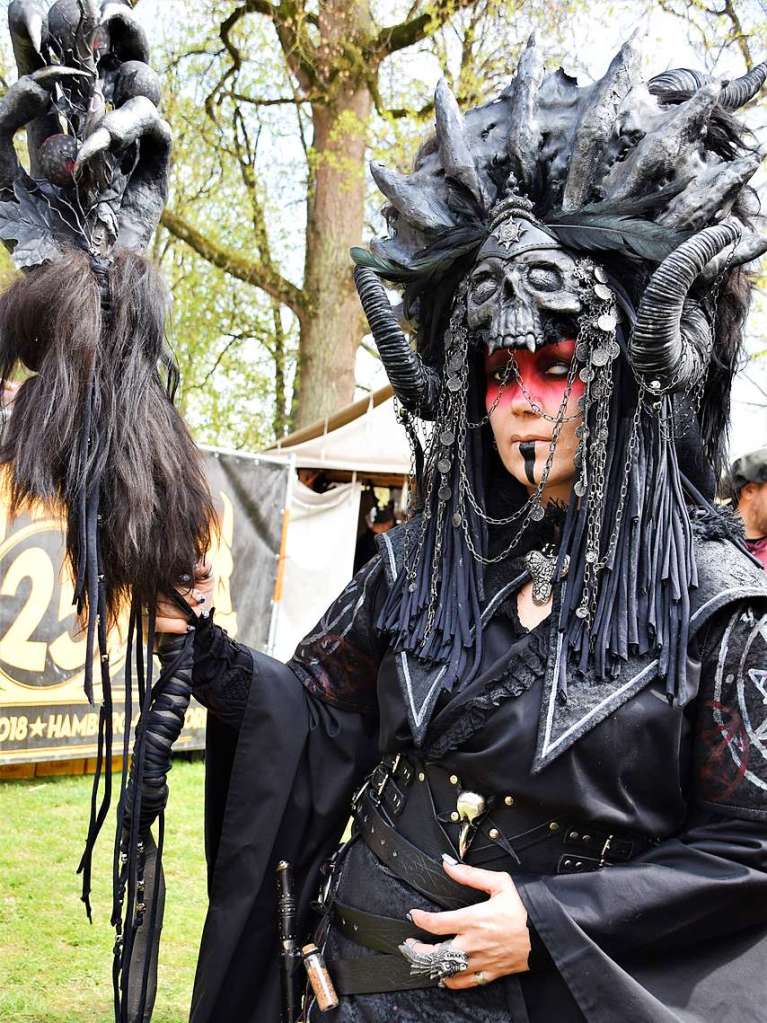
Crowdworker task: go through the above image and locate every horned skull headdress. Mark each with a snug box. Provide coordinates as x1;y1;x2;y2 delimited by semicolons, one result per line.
354;34;767;427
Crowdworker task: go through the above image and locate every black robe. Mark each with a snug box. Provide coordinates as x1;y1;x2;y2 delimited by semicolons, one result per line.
187;527;767;1023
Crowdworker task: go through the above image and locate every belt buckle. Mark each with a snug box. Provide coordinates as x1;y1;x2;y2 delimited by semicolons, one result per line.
599;834;614;868
368;755;401;808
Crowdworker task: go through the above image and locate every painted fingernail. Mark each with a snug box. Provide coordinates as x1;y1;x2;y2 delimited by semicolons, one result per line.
406;911;413;923
442;853;458;866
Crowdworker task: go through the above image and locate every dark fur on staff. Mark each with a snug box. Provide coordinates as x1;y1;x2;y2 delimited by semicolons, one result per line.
0;248;214;622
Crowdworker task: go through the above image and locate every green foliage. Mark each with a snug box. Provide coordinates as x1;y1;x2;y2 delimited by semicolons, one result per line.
0;760;207;1023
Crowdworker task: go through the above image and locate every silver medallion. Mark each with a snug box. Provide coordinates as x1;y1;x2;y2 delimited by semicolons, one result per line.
597;312;617;332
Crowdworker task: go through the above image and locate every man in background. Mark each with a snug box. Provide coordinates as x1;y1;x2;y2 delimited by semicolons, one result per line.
731;446;767;570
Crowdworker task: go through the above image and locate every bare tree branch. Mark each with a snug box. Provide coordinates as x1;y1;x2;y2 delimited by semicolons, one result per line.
160;208;307;316
372;0;478;59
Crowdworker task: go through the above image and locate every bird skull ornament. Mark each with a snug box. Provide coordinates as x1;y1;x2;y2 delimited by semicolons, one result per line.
466;218;584;354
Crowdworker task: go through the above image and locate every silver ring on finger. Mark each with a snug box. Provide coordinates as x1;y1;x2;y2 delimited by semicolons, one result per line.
398;938;469;980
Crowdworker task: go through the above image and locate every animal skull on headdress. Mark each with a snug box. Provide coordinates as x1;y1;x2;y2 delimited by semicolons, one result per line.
466;201;584;354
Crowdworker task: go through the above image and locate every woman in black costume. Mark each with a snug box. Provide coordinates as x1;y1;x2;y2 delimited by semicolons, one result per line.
157;39;767;1023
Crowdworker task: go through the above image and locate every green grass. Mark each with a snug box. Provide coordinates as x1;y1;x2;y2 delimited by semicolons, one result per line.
0;760;207;1023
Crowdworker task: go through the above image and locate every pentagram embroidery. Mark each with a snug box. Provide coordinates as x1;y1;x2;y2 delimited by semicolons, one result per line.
704;609;767;806
494;218;523;250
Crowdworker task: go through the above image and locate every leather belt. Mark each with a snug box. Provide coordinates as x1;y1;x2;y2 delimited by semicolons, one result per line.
356;791;482;910
325;757;659;997
363;755;657;874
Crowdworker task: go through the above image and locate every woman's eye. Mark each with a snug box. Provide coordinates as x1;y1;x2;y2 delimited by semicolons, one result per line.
527;267;562;291
544;361;570;378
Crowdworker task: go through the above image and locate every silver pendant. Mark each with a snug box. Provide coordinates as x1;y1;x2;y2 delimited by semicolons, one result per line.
525;544;569;605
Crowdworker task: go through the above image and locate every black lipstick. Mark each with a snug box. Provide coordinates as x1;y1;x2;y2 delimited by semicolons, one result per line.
519;441;537;484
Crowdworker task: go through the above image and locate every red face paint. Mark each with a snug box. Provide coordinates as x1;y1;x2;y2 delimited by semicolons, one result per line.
484;339;583;416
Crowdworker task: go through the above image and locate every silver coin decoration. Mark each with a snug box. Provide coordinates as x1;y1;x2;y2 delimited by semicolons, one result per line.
449;354;464;371
530;503;545;522
594;283;612;301
452;512;462;527
597;312;616;332
575;605;589;619
447;376;462;393
440;430;455;446
438;485;452;501
579;367;594;383
576;342;590;362
437;458;451;474
585;550;598;564
591;348;609;367
574;480;587;497
408;581;417;593
593;266;608;283
607;340;620;359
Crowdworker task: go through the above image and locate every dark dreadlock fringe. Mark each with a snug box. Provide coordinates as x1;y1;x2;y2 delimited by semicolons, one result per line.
555;324;699;705
378;353;489;712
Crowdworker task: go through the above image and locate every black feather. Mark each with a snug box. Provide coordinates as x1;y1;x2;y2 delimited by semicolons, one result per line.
543;214;692;264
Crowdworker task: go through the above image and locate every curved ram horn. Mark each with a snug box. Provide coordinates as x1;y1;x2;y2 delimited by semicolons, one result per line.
648;67;708;97
720;61;767;110
434;78;484;203
370;161;453;234
505;32;544;195
698;229;767;283
630;221;741;392
562;33;642;212
354;267;441;419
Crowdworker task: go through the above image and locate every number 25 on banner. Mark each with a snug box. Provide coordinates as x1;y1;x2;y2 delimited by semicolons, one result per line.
0;518;125;691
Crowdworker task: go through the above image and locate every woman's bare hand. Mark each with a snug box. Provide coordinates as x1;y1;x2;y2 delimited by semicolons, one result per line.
406;857;531;989
155;560;217;634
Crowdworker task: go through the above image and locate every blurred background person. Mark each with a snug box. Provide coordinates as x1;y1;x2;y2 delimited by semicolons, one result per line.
730;447;767;570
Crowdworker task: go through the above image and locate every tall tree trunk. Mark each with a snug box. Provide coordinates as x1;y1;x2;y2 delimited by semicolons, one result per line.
297;87;371;427
294;1;373;428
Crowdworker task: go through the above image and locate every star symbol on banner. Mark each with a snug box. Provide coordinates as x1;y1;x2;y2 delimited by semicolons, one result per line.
29;716;45;738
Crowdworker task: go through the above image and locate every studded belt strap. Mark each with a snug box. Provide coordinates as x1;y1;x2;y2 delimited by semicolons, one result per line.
356;791;482;910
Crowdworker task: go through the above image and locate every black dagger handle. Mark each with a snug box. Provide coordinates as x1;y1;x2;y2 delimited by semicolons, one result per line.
277;861;303;1023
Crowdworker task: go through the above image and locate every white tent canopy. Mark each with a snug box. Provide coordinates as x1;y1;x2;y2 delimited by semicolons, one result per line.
266;385;410;477
263;386;410;659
